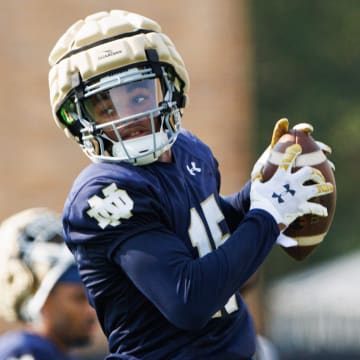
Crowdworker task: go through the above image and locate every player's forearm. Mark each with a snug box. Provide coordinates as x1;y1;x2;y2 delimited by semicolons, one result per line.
219;209;278;288
115;210;277;331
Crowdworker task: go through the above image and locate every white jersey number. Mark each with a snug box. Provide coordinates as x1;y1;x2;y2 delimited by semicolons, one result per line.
188;194;238;316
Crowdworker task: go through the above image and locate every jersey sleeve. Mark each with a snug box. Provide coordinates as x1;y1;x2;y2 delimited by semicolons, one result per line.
63;166;169;257
113;208;279;331
220;180;251;231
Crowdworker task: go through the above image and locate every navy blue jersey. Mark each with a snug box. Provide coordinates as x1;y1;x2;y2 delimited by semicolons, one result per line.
63;130;279;359
0;331;76;360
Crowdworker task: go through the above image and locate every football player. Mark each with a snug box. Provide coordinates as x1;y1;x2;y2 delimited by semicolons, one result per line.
0;208;97;360
48;10;333;359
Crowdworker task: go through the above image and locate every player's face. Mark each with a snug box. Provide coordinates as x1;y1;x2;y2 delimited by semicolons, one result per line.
84;78;161;141
43;283;97;349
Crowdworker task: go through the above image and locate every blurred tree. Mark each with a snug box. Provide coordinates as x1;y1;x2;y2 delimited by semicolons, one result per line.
250;0;360;279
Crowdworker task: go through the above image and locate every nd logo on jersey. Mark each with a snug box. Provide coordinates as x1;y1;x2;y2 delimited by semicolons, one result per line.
87;183;134;229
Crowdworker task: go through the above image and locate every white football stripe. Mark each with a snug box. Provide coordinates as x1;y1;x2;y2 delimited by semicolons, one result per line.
269;149;327;167
295;233;326;246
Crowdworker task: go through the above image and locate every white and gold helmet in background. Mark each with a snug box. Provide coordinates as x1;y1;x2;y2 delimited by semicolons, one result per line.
0;208;74;322
48;10;190;165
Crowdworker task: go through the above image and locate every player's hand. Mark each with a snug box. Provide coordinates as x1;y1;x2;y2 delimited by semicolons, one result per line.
250;144;334;230
250;118;336;180
316;140;335;171
251;118;289;180
292;123;336;171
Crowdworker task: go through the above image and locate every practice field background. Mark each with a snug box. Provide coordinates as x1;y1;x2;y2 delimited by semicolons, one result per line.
1;1;358;359
251;2;360;358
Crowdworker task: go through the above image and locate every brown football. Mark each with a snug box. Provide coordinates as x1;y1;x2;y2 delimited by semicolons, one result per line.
262;123;336;260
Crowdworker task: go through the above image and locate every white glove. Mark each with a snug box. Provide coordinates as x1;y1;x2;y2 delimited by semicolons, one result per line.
316;140;335;171
251;118;336;179
250;144;334;229
251;118;289;180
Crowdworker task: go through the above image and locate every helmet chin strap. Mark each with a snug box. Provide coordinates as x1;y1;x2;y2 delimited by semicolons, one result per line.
112;130;170;165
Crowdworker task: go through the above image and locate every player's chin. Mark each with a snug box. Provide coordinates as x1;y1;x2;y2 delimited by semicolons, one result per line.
68;334;94;348
70;323;96;347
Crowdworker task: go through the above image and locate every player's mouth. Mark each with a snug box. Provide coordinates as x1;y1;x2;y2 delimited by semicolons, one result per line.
120;123;151;140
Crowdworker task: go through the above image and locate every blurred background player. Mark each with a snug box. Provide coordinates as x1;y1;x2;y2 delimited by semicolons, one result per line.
0;207;97;360
48;10;333;359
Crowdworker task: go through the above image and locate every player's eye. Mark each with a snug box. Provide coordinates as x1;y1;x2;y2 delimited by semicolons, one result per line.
99;107;116;117
132;95;146;105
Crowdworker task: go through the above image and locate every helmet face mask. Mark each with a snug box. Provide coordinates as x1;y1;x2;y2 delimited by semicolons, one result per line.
58;66;182;165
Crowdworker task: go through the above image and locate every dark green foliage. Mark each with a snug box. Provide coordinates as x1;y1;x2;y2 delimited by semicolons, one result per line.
250;0;360;279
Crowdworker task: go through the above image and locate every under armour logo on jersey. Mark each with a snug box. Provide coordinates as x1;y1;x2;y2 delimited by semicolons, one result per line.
87;183;134;229
186;162;202;176
272;184;296;203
